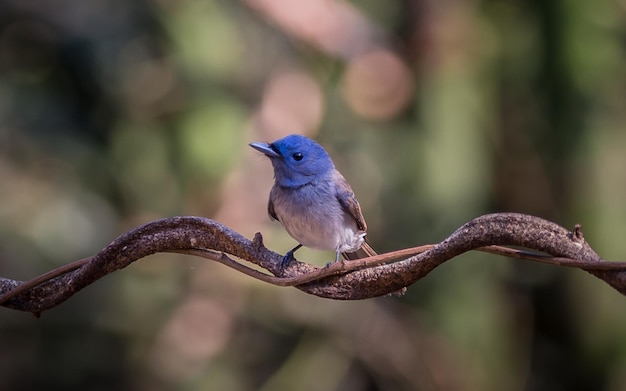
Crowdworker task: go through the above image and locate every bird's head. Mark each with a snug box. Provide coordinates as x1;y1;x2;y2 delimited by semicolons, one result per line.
250;134;335;187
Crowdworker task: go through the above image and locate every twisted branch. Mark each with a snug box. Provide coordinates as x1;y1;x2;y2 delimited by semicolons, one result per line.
1;213;625;316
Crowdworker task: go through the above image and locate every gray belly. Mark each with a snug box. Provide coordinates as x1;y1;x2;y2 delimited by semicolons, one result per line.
270;183;362;252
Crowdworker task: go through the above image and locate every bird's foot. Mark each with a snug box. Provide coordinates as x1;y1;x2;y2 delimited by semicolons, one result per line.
324;251;342;268
281;244;303;269
281;250;297;269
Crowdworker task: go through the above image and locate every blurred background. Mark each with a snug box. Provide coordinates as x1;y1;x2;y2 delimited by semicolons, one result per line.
1;0;626;390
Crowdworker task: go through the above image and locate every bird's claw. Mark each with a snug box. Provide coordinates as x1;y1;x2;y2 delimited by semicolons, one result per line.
281;244;303;269
325;252;342;268
281;250;297;268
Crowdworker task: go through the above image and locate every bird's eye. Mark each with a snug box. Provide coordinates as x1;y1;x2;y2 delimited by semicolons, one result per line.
292;152;304;161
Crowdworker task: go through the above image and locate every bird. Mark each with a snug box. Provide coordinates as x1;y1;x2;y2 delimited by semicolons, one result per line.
249;134;376;268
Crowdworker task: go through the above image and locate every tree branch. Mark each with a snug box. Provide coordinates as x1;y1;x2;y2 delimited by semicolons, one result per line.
1;213;625;316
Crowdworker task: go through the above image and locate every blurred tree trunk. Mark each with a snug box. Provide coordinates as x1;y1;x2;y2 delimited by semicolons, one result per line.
490;0;602;389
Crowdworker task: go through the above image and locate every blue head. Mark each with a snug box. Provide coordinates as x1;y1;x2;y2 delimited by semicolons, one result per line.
250;134;335;187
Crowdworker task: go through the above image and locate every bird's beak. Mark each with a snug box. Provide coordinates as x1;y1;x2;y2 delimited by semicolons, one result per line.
249;141;281;158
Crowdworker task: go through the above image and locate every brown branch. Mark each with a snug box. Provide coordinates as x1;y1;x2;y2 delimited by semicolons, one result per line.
1;213;626;316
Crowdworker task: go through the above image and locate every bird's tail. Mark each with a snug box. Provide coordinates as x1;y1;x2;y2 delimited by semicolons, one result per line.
342;241;407;297
341;241;377;260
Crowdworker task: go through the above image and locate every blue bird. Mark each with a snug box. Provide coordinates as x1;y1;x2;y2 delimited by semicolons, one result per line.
250;134;376;267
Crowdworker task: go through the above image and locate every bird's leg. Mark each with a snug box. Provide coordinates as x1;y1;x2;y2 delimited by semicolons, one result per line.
282;244;303;268
325;251;342;268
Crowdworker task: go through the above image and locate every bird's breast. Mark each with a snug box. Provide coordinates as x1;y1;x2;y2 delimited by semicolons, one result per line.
270;181;364;252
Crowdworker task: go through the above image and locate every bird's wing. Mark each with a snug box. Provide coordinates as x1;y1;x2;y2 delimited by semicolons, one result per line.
335;172;367;232
342;241;376;260
268;196;279;221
